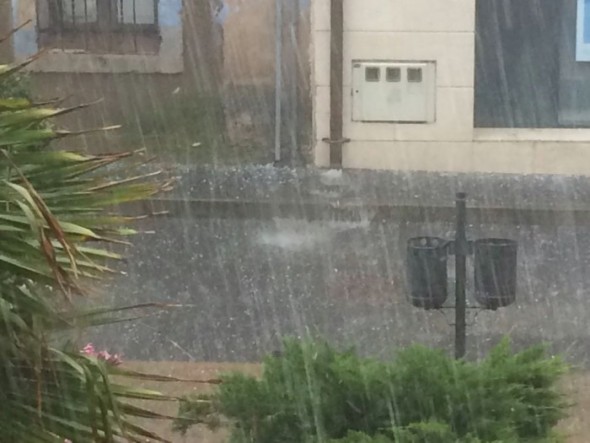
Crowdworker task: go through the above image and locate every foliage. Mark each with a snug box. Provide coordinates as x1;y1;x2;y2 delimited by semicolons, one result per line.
0;55;177;442
175;338;568;443
120;93;230;161
329;423;475;443
0;69;32;100
119;92;269;164
329;432;395;443
0;60;53;140
127;93;226;144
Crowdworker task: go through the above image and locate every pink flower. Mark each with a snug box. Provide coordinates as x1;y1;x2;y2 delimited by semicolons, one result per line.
80;344;122;366
97;350;111;361
107;353;122;366
64;439;72;443
81;343;96;356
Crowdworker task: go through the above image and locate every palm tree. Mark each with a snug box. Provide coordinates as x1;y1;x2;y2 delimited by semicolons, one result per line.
0;54;177;442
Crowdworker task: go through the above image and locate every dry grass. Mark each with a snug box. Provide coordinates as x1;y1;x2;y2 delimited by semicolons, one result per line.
123;361;590;443
122;361;259;443
557;372;590;443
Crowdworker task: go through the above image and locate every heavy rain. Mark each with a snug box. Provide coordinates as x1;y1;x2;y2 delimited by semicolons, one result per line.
1;0;590;442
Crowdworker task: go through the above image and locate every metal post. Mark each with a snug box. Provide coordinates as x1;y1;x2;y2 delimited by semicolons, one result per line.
274;0;283;162
290;0;299;161
454;193;468;359
329;0;344;168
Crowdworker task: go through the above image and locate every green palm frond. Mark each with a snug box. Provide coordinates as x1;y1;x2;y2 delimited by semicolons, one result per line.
0;56;178;442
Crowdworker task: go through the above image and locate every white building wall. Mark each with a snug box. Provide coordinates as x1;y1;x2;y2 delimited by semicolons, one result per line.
312;0;590;175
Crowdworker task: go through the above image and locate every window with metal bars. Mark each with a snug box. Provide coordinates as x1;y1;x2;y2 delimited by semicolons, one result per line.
36;0;161;54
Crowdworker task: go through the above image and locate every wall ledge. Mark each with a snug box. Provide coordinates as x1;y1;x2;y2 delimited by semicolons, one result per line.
474;128;590;143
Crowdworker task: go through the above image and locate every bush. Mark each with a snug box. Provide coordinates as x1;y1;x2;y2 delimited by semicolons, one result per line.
174;338;568;443
0;52;173;442
0;70;32;99
119;93;236;162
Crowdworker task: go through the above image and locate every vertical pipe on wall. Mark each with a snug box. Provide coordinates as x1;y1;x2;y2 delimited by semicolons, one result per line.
330;0;344;168
290;0;300;160
454;193;468;359
274;0;283;162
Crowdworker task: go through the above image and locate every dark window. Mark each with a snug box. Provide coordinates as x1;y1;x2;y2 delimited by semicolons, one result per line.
365;67;380;82
386;67;401;82
475;0;590;128
37;0;161;54
407;67;423;83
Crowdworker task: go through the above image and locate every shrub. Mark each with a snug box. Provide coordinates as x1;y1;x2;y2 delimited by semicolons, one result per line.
119;93;233;161
175;338;568;443
0;51;175;441
0;70;32;100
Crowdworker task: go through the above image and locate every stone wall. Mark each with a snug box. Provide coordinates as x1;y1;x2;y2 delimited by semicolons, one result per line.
4;0;312;161
0;2;13;63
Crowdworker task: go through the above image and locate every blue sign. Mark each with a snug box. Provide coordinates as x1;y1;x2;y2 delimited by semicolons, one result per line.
12;0;39;57
159;0;182;27
577;0;590;61
585;0;590;43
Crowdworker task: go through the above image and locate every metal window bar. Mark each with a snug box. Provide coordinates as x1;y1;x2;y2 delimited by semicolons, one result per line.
83;0;88;50
35;3;41;34
40;0;159;53
133;0;137;53
71;0;76;29
108;0;114;52
57;0;64;49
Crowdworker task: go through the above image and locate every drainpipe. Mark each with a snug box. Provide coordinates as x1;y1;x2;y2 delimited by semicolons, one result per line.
290;0;300;161
328;0;344;168
274;0;283;163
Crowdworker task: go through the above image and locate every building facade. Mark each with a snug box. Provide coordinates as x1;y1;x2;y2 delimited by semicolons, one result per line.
312;0;590;175
4;0;310;158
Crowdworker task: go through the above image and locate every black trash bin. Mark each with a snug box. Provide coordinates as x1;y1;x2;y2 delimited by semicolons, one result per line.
474;238;517;310
407;237;448;309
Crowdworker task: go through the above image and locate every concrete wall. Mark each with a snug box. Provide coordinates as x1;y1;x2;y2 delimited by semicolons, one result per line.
311;0;590;175
0;1;13;64
4;0;312;158
12;0;185;74
222;0;276;87
7;0;223;155
221;0;311;86
220;0;313;156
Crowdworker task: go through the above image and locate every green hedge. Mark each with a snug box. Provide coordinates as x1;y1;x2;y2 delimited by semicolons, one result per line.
174;338;568;443
0;71;32;100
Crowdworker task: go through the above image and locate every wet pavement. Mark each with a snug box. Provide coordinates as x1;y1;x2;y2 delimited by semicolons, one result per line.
91;167;590;365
